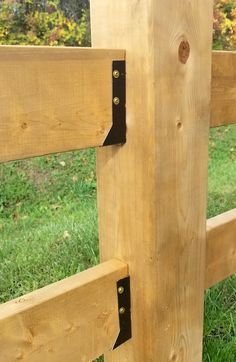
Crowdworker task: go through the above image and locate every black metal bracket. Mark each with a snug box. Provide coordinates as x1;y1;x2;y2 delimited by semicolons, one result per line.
113;276;132;349
103;60;126;146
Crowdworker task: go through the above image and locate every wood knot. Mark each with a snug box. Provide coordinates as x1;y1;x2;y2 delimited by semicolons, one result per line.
21;122;28;130
178;40;190;64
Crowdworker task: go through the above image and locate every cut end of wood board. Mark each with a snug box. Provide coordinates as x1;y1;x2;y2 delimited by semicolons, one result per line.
211;51;236;127
206;209;236;288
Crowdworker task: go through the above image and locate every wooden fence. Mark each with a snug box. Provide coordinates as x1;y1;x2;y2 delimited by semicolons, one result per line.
0;1;235;361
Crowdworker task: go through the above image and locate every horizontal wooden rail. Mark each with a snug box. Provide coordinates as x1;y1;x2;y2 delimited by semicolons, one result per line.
0;259;128;362
0;47;234;163
0;46;125;163
205;209;236;288
211;51;236;127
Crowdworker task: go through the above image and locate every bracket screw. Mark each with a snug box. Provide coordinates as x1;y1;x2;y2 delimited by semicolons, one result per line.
113;97;120;106
119;307;126;315
118;286;124;295
113;70;120;78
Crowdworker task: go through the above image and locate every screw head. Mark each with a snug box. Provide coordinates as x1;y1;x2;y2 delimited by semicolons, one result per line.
113;97;120;106
119;307;126;315
118;286;124;295
113;70;120;79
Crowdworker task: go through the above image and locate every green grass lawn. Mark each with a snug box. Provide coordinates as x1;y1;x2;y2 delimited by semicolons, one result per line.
0;150;98;303
0;125;235;361
204;125;236;362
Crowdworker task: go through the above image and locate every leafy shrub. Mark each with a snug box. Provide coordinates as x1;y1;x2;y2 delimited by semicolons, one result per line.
0;0;89;46
214;0;236;49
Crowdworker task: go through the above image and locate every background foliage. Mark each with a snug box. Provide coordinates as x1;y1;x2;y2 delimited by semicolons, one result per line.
0;0;90;46
214;0;236;49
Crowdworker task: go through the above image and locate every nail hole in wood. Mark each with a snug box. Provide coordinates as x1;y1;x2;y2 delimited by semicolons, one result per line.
176;121;183;130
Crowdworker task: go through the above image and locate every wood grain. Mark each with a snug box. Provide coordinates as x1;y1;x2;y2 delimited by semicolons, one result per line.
211;51;236;127
91;0;213;360
0;46;125;163
206;209;236;288
0;259;128;362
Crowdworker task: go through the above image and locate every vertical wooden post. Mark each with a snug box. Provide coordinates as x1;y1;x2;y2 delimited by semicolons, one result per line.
91;1;213;361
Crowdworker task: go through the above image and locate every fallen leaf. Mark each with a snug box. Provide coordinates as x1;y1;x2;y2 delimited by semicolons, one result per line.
63;230;71;239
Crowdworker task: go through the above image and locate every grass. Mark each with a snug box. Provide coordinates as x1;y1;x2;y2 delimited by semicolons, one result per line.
204;125;236;362
0;125;235;361
0;150;99;303
207;126;236;218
